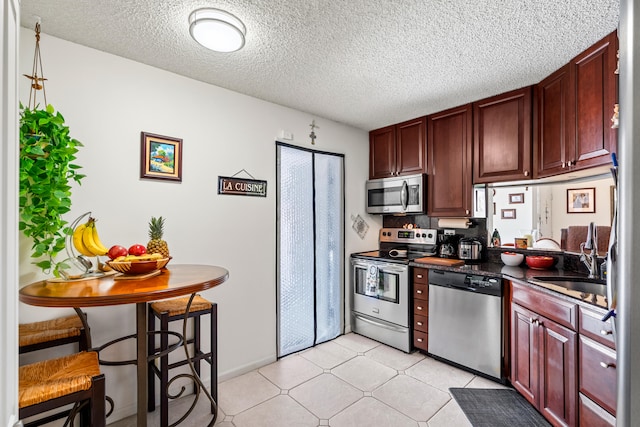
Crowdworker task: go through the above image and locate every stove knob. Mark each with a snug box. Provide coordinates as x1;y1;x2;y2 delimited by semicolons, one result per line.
421;233;426;238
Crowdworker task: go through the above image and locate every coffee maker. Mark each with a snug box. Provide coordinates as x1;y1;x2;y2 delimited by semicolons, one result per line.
438;234;460;258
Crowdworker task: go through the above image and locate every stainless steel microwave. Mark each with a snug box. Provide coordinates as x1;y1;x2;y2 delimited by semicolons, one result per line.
366;173;426;214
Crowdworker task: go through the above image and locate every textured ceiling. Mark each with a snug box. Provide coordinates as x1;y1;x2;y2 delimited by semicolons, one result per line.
19;0;619;131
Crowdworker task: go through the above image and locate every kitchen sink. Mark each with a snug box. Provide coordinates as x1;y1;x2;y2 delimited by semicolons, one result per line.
531;276;607;296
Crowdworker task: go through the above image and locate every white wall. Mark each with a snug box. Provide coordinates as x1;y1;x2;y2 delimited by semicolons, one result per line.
18;28;380;422
548;176;614;241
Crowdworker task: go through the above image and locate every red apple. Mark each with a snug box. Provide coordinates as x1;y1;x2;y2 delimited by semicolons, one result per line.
128;244;147;256
107;245;128;260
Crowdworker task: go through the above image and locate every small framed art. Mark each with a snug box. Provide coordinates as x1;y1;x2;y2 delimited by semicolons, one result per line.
501;209;516;219
567;188;595;213
140;132;182;182
509;193;524;204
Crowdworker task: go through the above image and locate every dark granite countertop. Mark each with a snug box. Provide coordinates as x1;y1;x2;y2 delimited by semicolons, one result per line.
409;259;609;311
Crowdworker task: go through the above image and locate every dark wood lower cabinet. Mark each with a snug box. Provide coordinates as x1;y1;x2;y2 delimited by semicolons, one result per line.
511;283;578;427
579;393;616;427
539;316;577;427
510;282;619;426
412;268;428;352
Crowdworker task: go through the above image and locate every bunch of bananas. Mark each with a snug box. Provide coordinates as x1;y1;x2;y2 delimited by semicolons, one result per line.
73;217;109;257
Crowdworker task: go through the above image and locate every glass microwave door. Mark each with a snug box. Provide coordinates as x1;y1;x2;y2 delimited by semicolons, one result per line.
368;186;402;208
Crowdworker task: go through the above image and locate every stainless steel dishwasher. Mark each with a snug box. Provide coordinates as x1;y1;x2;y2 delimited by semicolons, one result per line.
428;269;503;381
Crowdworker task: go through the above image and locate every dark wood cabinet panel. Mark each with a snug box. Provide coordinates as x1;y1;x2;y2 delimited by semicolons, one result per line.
511;303;539;406
536;64;572;178
427;104;472;217
539;316;578;427
473;87;533;183
413;330;428;352
579;336;617;416
413;268;428;285
369;125;396;179
568;30;618;171
413;313;428;333
369;117;426;179
396;117;427;176
579;393;616;427
511;281;578;330
578;306;616;349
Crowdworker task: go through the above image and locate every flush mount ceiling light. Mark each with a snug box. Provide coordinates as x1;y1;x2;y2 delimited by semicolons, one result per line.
189;8;246;53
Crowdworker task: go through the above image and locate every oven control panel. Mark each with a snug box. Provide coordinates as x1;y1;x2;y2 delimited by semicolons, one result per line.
379;228;437;245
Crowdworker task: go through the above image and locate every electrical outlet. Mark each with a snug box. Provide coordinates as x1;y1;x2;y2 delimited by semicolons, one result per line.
443;229;455;235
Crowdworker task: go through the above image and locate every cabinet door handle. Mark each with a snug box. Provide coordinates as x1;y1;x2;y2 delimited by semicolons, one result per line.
417;338;424;343
567;160;573;167
416;321;423;326
465;209;470;215
562;161;566;168
416;290;423;294
524;170;530;177
600;329;613;336
416;274;423;279
600;362;616;369
417;306;423;311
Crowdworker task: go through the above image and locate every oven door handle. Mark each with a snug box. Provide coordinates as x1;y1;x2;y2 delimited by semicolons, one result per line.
379;266;407;274
354;313;407;332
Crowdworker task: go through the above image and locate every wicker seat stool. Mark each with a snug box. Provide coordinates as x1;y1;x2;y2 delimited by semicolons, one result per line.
19;351;105;427
147;295;217;427
19;312;89;354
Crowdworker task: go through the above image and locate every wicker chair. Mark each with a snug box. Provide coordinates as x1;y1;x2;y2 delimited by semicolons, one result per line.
19;313;89;354
147;295;217;427
19;351;105;427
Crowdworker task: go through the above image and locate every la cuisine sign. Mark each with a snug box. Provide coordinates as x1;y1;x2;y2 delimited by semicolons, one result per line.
218;176;267;197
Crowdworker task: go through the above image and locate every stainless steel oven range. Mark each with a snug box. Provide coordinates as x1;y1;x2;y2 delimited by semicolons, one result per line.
350;228;437;352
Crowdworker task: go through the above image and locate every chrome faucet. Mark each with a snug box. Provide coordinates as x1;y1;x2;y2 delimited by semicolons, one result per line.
580;222;600;279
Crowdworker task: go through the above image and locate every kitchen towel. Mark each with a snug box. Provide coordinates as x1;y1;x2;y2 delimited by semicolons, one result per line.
437;218;471;229
365;265;378;297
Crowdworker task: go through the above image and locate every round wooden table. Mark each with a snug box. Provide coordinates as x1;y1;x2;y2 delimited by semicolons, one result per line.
19;264;229;427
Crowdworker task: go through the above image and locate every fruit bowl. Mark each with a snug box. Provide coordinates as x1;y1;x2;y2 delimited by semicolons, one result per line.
525;255;556;270
106;257;171;275
501;252;524;266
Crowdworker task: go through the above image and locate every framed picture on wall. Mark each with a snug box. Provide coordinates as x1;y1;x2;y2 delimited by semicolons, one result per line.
140;132;183;182
501;209;516;219
509;193;524;204
567;187;595;213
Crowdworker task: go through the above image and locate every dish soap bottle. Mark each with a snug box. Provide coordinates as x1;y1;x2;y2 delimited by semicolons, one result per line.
491;229;501;247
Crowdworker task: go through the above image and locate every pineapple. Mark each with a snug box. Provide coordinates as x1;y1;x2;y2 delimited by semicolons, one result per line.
146;216;170;258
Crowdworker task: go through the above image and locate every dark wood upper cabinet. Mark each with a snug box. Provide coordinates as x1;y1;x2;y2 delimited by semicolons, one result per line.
535;64;572;177
568;30;618;171
427;104;472;217
473;87;533;183
369;125;396;179
537;30;618;178
369;117;426;179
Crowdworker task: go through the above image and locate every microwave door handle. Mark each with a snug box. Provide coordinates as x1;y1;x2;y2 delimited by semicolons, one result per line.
401;180;408;210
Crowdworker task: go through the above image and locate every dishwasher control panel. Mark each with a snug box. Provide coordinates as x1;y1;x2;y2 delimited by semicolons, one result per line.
429;270;502;297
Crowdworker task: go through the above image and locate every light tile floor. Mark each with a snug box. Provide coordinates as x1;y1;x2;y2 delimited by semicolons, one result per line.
108;332;509;427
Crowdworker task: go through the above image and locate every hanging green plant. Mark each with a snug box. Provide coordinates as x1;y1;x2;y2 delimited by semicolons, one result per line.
19;103;86;274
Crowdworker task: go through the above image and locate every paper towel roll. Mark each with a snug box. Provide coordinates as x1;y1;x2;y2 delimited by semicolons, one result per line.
437;218;471;229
